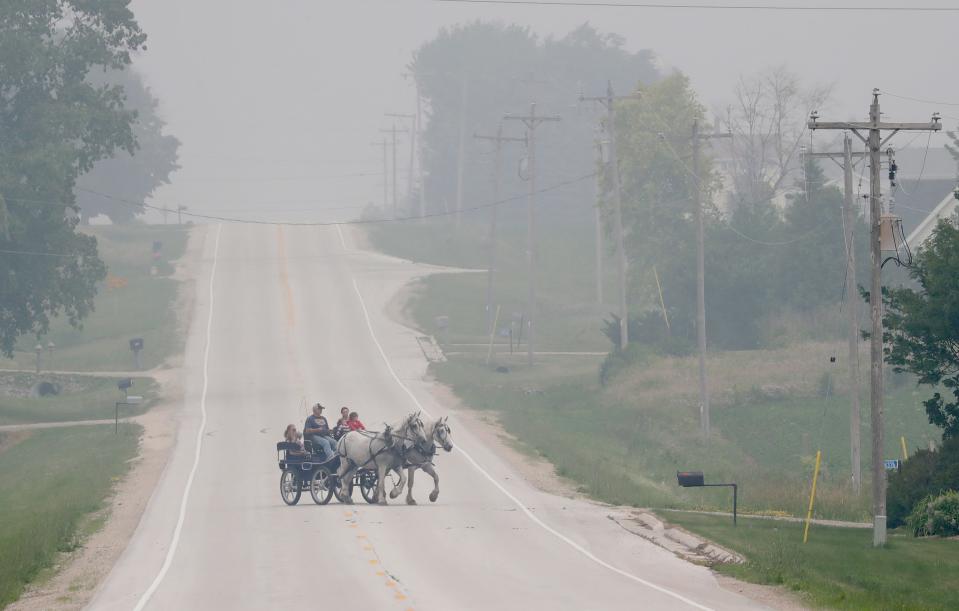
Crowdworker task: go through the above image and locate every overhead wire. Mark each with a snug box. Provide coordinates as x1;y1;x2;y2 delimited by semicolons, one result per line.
57;174;593;227
435;0;959;11
878;90;959;107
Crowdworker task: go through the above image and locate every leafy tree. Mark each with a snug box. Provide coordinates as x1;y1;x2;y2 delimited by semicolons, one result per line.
412;22;658;223
0;1;146;356
883;219;959;438
75;69;180;224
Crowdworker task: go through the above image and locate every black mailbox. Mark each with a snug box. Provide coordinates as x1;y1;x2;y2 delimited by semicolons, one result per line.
118;378;133;392
129;338;144;351
677;471;705;487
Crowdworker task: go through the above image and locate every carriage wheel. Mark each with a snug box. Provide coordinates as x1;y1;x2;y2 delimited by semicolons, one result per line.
310;468;335;505
359;470;378;505
280;469;301;506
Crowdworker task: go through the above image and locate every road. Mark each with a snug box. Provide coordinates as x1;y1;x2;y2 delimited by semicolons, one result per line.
89;223;767;611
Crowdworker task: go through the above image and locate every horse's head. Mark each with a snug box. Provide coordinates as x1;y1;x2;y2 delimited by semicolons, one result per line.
432;416;453;452
406;411;429;447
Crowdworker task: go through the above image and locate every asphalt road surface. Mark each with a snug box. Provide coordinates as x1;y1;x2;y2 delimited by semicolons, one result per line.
89;224;767;611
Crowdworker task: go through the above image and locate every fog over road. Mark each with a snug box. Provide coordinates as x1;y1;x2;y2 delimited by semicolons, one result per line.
89;224;765;611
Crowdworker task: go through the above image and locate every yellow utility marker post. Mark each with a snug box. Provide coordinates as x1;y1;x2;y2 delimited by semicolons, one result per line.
901;436;909;461
803;450;823;544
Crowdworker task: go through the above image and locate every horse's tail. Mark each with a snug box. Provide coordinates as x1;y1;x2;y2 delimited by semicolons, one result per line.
336;435;347;457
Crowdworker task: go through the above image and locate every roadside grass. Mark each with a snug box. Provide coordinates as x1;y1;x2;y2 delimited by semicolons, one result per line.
0;373;157;427
370;219;615;351
0;424;141;608
5;225;189;372
661;511;959;611
434;354;938;520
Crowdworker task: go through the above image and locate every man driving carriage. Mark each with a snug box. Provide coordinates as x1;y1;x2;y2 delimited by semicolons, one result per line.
303;403;336;461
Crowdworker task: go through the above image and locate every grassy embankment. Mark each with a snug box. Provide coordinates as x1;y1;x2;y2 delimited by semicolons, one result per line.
369;220;938;520
663;511;959;611
0;224;188;609
5;225;189;371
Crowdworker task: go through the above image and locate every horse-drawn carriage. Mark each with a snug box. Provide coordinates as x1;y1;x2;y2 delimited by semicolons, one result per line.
276;412;453;506
276;441;380;505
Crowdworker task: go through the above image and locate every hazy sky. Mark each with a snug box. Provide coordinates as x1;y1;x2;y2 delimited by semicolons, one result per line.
128;0;958;223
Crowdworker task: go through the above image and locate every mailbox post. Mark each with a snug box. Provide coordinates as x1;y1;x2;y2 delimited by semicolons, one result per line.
678;471;738;525
116;378;141;433
129;338;144;370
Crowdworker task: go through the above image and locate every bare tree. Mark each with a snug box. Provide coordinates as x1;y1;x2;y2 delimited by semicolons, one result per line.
724;66;831;209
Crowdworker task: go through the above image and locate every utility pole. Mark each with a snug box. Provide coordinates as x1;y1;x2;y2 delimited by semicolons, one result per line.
691;120;731;438
416;83;426;217
177;205;187;225
380;124;408;218
581;81;636;352
807;135;868;494
474;124;526;333
455;76;469;225
504;103;561;367
371;138;389;211
387;112;416;215
594;137;604;306
809;89;940;547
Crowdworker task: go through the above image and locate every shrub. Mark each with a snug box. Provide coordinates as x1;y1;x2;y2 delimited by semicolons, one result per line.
598;343;654;386
887;435;959;528
907;490;959;537
601;312;693;358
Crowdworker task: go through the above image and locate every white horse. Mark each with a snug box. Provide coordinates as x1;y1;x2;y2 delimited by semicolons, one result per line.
389;416;453;505
336;411;428;505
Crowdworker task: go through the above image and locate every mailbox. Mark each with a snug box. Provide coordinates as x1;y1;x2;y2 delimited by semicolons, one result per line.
117;378;134;392
129;338;144;352
677;471;705;487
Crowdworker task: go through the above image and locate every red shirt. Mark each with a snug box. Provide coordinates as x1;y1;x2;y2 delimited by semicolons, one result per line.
347;419;365;431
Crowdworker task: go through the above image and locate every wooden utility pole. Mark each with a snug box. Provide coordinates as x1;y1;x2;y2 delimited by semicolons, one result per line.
581;81;635;351
691;120;731;438
387;112;416;215
371;138;389;211
807;136;868;494
380;124;408;219
504;103;560;367
474;124;526;334
594;138;604;306
809;90;940;546
416;85;426;217
455;76;469;225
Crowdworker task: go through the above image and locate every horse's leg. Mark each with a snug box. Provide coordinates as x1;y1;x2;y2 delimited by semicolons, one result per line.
375;462;389;505
423;463;440;502
405;466;418;505
389;462;407;499
336;461;355;504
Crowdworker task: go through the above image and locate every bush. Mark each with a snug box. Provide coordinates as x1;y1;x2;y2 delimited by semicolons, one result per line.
887;435;959;528
601;312;693;358
598;343;654;386
907;490;959;537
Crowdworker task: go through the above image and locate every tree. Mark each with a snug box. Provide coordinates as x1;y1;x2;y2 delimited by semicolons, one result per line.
0;1;146;356
75;69;180;224
883;219;959;438
724;66;831;212
411;22;658;223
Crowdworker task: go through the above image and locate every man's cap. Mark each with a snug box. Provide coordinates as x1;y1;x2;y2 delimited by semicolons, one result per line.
313;403;325;411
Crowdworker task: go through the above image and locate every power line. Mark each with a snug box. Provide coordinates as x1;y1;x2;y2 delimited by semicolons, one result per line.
435;0;959;11
0;248;81;258
71;174;596;227
879;90;959;107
